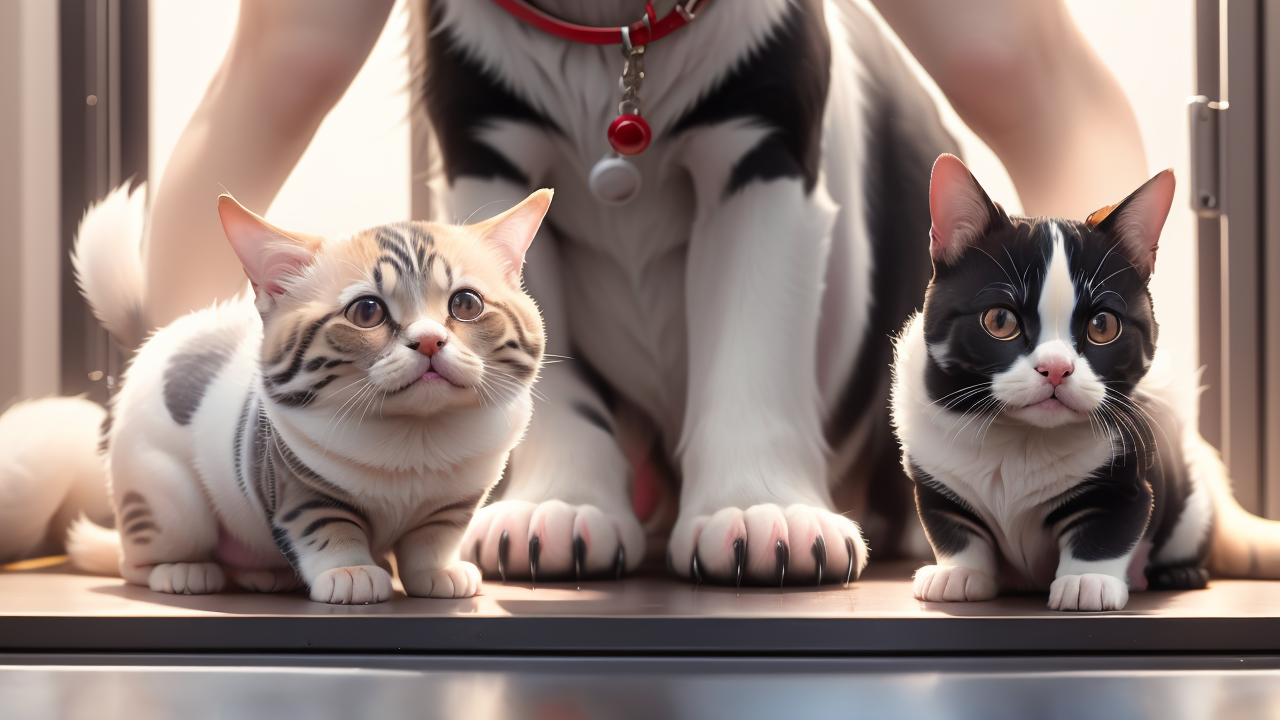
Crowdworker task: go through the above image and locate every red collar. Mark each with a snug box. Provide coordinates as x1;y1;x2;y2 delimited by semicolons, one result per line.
489;0;711;46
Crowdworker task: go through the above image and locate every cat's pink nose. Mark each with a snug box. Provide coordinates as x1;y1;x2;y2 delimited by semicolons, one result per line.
409;328;448;356
1036;358;1074;386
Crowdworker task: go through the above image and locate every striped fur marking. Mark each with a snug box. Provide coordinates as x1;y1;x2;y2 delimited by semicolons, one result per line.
117;491;160;545
411;492;486;533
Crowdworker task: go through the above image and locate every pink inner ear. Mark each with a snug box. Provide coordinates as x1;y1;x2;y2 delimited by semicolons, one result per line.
250;243;314;295
929;154;992;264
1112;169;1175;275
483;189;553;279
218;195;315;295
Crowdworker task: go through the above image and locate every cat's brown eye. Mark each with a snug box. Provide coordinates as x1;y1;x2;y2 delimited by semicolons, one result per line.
1087;311;1121;345
449;289;484;322
981;308;1020;340
344;297;387;328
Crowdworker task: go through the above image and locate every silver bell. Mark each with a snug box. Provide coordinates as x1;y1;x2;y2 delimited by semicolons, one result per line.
589;155;642;205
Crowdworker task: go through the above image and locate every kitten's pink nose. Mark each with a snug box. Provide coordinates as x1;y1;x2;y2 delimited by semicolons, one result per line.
1036;358;1074;387
408;328;448;356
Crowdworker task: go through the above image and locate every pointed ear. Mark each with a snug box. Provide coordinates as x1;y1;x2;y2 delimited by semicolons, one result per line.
217;194;324;296
1091;169;1175;277
476;189;553;281
929;154;1001;265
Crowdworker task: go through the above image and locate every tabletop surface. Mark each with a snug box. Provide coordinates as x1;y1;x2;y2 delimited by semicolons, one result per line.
3;559;1280;653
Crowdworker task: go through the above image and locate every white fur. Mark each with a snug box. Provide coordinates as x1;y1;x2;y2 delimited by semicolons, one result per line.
70;183;148;349
1037;224;1075;346
0;397;111;563
443;0;878;583
66;515;124;575
68;197;536;603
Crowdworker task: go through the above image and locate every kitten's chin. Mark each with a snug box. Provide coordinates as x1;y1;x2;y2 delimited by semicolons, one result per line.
378;377;478;416
1006;397;1091;428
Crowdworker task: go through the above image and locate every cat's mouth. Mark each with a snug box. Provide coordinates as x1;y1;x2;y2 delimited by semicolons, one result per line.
1029;396;1070;412
418;368;464;388
1024;391;1085;415
390;360;466;393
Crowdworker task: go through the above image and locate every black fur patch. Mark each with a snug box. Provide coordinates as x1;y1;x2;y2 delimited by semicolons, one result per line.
571;400;613;436
912;465;992;558
1044;468;1153;563
420;2;556;184
673;0;829;194
1148;563;1210;590
98;406;112;454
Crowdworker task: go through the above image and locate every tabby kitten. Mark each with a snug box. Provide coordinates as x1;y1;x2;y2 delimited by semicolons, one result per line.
891;154;1280;611
69;185;549;603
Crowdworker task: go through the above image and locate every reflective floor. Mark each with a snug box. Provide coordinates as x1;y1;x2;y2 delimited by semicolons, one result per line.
4;655;1280;720
5;560;1280;719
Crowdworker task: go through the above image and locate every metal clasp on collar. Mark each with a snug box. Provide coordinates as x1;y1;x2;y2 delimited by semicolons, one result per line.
676;0;707;22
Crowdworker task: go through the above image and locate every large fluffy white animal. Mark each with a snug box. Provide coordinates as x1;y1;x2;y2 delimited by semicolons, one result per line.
419;0;958;584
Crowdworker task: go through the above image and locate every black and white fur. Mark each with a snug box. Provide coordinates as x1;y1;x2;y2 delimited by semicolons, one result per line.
892;155;1221;611
417;0;958;584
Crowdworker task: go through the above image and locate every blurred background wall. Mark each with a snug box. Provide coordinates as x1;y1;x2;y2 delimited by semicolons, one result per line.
0;0;1199;411
0;1;63;405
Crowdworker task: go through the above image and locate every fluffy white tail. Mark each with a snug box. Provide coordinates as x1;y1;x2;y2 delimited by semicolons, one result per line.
71;182;148;350
1194;433;1280;578
0;397;112;563
66;515;123;576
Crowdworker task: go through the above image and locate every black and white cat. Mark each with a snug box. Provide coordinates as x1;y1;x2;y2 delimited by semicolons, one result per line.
891;154;1280;611
417;0;958;584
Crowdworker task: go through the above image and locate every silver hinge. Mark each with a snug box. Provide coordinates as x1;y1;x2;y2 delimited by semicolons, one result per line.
1188;95;1227;217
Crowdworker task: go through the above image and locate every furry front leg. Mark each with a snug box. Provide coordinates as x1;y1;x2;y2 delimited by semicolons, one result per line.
911;478;998;602
670;162;858;585
464;362;645;582
452;178;643;581
396;521;480;599
1044;472;1151;612
271;491;389;604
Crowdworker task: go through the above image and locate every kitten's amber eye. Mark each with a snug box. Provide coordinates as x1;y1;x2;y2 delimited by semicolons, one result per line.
449;289;484;322
344;297;387;328
1087;311;1122;345
981;308;1020;340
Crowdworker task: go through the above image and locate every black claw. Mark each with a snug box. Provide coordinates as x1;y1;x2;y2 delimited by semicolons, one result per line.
776;539;789;588
497;530;509;582
614;545;626;580
691;552;703;584
573;535;586;582
844;537;856;586
529;535;541;588
733;538;746;588
813;536;827;586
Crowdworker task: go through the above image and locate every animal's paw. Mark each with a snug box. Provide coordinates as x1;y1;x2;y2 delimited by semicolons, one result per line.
913;565;997;602
402;561;482;598
229;567;302;593
148;562;226;595
1048;573;1129;611
309;565;393;605
668;503;867;586
463;499;644;582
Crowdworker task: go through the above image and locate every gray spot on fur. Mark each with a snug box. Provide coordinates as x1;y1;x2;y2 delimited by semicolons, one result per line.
164;340;237;426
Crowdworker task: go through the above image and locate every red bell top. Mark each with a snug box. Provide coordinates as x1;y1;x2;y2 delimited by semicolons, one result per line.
608;114;652;156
